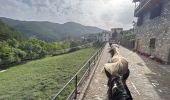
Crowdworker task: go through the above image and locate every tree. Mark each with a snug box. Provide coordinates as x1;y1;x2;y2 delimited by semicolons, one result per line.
0;41;26;66
7;39;19;48
19;38;46;59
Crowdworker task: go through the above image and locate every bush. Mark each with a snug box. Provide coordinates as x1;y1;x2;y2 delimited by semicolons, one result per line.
19;38;47;59
117;32;136;41
70;41;80;47
68;47;80;53
0;37;75;68
14;48;26;59
0;42;26;66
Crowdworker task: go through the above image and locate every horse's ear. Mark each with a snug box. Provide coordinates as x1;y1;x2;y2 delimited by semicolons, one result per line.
109;49;114;54
104;68;112;79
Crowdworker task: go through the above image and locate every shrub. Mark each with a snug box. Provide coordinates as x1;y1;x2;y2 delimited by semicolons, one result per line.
0;42;26;65
68;47;80;53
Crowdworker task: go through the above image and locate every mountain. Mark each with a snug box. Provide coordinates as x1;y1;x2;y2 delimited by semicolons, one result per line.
0;19;24;41
0;17;104;41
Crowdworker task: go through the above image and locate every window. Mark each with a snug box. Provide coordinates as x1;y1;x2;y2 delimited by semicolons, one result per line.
149;38;156;49
150;3;162;19
137;15;143;26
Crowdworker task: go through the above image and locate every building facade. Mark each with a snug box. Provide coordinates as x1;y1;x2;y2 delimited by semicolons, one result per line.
111;28;123;34
133;0;170;64
111;28;123;39
97;31;112;42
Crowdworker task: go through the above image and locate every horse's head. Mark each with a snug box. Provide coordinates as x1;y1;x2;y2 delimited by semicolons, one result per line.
109;42;112;47
107;75;132;100
108;44;120;57
108;48;115;57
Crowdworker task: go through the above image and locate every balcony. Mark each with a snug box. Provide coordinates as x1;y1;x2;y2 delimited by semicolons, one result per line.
134;0;160;17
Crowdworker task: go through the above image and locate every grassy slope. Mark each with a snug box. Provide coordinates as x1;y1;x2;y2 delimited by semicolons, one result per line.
0;48;97;100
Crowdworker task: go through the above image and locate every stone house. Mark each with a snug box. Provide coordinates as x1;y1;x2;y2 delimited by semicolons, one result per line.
97;31;112;42
111;28;123;34
111;28;123;38
133;0;170;64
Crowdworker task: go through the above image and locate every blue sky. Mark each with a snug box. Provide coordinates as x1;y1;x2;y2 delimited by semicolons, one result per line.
0;0;135;30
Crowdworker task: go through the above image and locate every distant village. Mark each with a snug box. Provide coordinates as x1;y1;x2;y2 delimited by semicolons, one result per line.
83;28;133;43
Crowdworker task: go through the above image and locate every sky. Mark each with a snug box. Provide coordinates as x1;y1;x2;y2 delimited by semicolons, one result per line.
0;0;135;30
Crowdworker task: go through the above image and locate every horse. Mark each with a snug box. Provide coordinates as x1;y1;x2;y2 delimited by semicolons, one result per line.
103;44;132;100
109;42;112;48
109;43;119;48
106;74;133;100
104;44;128;77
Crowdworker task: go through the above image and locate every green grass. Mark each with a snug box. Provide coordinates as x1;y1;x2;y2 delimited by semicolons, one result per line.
0;48;97;100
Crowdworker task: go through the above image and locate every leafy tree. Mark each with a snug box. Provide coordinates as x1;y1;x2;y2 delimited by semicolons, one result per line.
0;41;26;65
7;39;19;48
0;36;81;68
19;38;46;59
43;42;58;55
70;41;80;47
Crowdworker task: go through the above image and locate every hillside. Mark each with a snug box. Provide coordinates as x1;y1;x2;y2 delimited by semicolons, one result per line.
0;20;24;41
0;17;104;41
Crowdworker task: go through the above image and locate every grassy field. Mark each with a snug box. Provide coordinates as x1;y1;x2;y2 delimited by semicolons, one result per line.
0;47;97;100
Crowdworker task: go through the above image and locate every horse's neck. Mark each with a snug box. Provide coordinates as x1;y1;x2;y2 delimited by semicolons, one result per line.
117;77;128;96
114;48;120;56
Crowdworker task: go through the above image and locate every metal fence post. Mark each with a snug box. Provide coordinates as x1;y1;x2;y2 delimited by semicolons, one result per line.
94;56;96;65
96;52;98;59
88;61;91;74
74;75;78;99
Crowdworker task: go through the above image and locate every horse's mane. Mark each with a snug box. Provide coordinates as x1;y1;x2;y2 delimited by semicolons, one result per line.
109;44;120;57
108;75;132;100
104;58;128;77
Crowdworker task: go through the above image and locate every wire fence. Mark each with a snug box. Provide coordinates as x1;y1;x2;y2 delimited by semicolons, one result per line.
51;43;105;100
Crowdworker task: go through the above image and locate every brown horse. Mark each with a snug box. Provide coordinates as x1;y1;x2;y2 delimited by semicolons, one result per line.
104;44;132;100
104;44;128;77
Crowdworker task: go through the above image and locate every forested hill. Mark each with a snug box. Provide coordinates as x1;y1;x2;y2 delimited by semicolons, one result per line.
0;20;24;41
0;17;104;41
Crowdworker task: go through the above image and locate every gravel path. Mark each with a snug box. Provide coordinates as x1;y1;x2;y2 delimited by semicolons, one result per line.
120;46;170;100
83;44;170;100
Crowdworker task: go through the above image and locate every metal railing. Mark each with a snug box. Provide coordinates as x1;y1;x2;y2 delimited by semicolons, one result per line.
51;43;105;100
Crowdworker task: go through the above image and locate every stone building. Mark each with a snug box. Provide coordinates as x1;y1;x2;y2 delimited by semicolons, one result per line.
111;28;123;34
111;28;123;38
97;31;112;42
133;0;170;64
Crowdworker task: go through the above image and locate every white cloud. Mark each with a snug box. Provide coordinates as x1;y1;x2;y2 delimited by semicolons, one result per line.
0;0;135;30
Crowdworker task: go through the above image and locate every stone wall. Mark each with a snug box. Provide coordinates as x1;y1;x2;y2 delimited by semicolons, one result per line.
134;0;170;63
